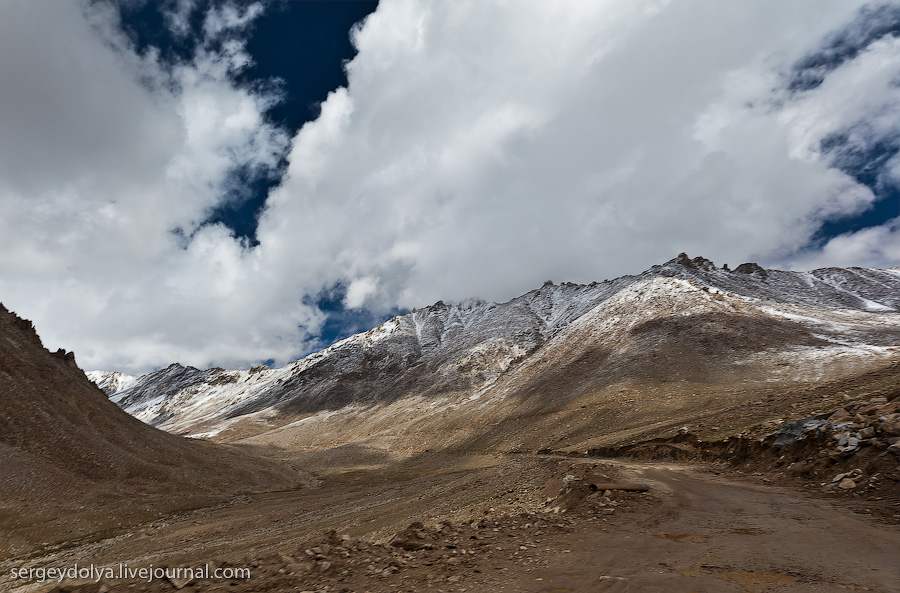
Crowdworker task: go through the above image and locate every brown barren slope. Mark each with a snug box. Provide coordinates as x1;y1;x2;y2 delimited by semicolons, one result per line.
0;304;309;559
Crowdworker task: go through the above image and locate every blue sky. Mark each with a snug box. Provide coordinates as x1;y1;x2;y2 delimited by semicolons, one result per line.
1;1;899;373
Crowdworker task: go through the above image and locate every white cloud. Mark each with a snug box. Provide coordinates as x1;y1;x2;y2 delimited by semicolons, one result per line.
1;0;899;373
257;0;893;310
0;0;304;373
790;220;900;270
202;2;264;40
344;277;379;309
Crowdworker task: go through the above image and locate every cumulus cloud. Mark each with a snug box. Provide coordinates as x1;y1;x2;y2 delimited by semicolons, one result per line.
791;221;900;270
0;0;308;372
1;0;898;373
258;0;897;311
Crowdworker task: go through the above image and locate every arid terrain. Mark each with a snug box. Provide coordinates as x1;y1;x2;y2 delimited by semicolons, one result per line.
2;257;900;592
2;453;899;593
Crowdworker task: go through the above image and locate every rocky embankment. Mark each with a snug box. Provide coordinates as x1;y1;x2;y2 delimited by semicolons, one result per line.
781;395;900;457
581;395;900;523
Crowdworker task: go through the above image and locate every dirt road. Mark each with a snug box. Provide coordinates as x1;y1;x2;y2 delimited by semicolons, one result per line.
518;461;900;592
3;457;898;592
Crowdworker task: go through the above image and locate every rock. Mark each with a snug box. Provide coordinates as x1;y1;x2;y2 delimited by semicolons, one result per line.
888;442;900;455
860;427;876;439
286;561;314;574
166;575;194;590
774;416;825;448
734;262;768;278
832;473;846;483
880;420;900;437
838;478;857;490
323;529;343;545
877;404;900;416
391;522;435;551
829;408;851;423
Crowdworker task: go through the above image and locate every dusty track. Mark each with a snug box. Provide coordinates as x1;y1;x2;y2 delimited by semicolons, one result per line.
3;457;898;592
539;460;900;592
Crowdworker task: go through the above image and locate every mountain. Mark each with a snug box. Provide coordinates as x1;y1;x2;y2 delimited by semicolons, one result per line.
0;303;307;558
90;254;900;454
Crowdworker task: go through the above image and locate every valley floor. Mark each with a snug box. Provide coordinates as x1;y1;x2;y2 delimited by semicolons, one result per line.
3;454;898;593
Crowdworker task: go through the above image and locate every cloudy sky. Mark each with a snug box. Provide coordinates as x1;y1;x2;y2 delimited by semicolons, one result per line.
1;0;899;374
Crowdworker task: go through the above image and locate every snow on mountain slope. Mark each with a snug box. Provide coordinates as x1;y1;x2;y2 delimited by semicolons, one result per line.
91;255;900;443
85;370;137;396
474;274;900;406
239;272;900;454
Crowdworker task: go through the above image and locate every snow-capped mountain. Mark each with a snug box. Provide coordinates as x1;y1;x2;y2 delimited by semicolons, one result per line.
90;254;900;450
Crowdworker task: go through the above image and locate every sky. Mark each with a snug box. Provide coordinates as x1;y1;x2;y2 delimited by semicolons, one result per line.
1;0;899;374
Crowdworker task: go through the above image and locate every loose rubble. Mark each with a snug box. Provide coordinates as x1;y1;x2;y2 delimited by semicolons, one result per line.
46;463;651;593
773;396;900;456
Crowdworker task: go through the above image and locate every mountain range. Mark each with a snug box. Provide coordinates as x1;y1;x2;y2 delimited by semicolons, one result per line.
89;254;900;456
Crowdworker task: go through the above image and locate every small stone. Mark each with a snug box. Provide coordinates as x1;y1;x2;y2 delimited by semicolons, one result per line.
286;562;313;574
860;427;876;439
838;478;856;490
167;576;194;590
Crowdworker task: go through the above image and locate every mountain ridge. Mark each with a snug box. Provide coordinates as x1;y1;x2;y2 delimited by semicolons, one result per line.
87;254;900;453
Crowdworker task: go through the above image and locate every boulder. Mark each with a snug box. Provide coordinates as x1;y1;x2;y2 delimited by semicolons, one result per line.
773;417;825;448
